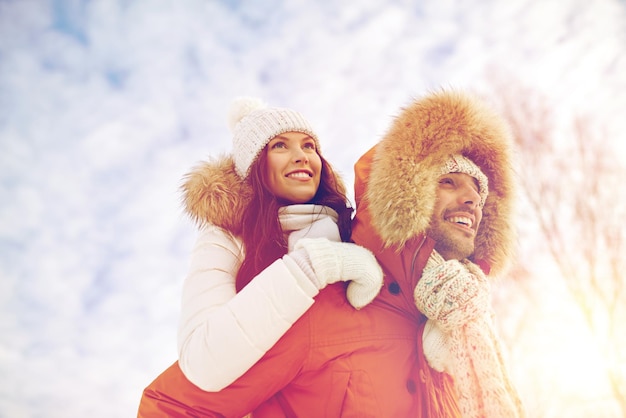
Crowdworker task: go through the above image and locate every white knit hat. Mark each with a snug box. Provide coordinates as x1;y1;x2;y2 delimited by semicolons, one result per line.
439;154;489;207
229;97;320;178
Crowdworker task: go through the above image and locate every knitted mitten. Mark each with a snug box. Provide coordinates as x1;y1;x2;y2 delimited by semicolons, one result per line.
289;238;384;309
422;319;451;373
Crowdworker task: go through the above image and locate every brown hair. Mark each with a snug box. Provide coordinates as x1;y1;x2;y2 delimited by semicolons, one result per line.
235;148;352;291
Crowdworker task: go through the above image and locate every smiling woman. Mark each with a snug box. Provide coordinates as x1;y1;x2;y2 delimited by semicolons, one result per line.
137;97;391;417
265;132;322;204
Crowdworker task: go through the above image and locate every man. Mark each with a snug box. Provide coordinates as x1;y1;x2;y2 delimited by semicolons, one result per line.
138;90;523;417
351;89;525;417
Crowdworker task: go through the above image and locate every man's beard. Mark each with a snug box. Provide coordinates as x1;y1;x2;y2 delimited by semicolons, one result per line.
427;217;475;261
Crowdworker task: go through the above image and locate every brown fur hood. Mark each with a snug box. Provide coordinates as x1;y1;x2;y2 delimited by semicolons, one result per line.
355;90;516;276
180;155;251;236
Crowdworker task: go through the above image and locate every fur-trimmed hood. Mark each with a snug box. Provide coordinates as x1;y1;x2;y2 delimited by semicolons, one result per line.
180;155;251;236
354;90;516;276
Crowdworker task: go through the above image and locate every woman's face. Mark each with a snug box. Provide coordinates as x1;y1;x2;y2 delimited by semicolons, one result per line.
265;131;322;204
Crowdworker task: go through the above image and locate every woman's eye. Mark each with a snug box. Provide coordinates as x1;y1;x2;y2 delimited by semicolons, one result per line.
439;178;454;185
271;141;286;149
303;142;316;150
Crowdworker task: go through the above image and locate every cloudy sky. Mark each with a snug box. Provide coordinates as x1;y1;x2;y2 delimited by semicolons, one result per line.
1;0;625;417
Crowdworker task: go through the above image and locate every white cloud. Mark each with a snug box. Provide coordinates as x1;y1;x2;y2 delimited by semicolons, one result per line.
1;0;624;416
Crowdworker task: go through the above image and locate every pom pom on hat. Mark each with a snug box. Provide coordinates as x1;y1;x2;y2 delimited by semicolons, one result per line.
229;97;320;179
228;97;267;132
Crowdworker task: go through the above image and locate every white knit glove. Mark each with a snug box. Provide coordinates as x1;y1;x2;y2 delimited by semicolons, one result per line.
422;319;452;373
290;238;383;309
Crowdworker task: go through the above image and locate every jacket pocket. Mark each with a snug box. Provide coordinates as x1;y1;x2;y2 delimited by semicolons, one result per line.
326;371;351;417
326;371;381;418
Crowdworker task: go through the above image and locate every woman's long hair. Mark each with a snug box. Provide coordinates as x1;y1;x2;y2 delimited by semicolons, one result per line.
235;149;353;291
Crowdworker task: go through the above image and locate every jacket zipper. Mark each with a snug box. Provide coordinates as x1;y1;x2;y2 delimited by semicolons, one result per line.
410;235;428;278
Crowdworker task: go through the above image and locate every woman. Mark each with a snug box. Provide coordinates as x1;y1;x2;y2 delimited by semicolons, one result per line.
175;97;383;391
139;98;397;417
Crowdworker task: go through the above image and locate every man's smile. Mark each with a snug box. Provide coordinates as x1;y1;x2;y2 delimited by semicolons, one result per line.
445;215;473;229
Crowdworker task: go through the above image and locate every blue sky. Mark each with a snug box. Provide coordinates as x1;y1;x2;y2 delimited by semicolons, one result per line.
1;0;625;416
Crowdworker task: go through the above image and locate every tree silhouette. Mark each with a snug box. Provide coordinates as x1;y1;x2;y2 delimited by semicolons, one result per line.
489;79;626;416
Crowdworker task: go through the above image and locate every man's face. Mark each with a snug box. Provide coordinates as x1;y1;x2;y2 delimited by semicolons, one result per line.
427;172;483;260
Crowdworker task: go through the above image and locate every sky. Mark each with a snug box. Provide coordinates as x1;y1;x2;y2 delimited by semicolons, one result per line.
1;0;625;417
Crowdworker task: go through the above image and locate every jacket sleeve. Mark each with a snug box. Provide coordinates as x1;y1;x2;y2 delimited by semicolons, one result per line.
141;312;310;418
177;224;319;391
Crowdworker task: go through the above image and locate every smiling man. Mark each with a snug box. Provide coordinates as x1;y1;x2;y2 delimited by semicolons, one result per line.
351;89;526;417
428;154;487;261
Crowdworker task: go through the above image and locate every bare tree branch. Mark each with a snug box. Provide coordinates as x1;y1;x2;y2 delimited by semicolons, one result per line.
484;75;626;415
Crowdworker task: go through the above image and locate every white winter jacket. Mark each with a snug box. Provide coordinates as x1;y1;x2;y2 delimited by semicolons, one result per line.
177;204;341;391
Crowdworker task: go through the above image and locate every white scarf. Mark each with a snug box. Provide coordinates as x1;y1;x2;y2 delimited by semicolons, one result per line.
279;204;341;251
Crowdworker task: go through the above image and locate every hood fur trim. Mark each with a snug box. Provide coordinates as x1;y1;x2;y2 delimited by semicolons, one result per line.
364;90;516;276
181;155;251;235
